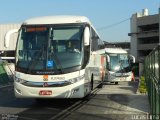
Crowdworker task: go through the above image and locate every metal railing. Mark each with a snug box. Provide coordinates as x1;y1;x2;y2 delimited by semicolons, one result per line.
144;44;160;119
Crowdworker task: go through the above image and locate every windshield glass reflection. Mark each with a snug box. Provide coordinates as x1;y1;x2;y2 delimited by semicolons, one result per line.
16;25;83;73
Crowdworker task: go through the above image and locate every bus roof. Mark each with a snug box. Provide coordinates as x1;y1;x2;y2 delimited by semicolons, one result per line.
23;16;91;25
97;48;128;54
22;15;101;40
105;48;127;54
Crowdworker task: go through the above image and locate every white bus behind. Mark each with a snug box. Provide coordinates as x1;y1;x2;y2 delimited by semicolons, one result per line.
97;48;135;85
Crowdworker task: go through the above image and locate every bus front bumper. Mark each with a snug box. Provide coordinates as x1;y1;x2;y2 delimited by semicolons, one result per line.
14;81;85;98
104;75;132;82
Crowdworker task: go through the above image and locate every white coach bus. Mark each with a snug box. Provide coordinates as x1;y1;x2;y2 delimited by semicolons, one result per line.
5;16;105;98
97;48;135;85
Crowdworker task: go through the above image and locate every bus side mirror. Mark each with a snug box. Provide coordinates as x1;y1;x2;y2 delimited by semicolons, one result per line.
84;27;90;46
106;55;110;63
5;29;19;48
129;55;135;63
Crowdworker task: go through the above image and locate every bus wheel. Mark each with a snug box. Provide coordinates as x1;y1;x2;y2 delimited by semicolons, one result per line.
90;75;93;91
115;82;118;85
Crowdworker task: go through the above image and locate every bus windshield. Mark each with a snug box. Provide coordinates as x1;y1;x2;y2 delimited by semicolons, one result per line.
109;53;130;72
16;24;84;74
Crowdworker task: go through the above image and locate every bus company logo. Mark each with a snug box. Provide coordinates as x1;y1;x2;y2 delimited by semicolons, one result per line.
43;75;48;81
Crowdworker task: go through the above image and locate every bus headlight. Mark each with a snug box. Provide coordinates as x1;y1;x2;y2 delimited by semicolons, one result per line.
15;77;27;84
68;75;84;84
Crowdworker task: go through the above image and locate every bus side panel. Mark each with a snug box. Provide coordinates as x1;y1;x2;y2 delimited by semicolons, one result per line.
86;52;103;89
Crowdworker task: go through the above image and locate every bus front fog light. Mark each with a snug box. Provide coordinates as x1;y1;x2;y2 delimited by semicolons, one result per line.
15;77;27;84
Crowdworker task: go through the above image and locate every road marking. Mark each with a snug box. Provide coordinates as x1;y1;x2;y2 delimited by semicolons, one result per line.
48;88;101;120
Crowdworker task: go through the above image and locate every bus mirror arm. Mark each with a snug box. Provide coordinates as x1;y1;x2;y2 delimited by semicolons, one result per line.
4;29;19;48
106;55;110;63
107;62;111;70
84;27;90;46
106;55;110;70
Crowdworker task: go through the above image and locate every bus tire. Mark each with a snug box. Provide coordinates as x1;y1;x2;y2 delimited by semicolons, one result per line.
115;82;118;85
91;75;93;91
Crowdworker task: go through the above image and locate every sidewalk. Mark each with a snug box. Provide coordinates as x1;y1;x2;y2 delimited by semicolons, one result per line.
133;76;150;113
97;80;150;120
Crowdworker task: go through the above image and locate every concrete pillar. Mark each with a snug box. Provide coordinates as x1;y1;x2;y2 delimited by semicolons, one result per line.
130;13;141;62
139;62;144;77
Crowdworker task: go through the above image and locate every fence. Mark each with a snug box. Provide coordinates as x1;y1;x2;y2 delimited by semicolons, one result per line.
144;44;160;119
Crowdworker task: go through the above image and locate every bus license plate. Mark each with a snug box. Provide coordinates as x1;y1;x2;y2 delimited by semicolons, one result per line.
39;90;52;95
120;78;125;80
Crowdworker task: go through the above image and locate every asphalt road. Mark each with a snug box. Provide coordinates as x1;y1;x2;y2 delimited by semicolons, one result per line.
0;81;149;120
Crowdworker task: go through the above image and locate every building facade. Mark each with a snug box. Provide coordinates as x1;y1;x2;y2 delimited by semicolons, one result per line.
129;9;159;62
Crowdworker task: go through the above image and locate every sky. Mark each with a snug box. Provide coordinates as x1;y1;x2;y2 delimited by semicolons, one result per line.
0;0;160;42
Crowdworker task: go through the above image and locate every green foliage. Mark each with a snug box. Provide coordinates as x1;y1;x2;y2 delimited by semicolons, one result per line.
139;76;147;94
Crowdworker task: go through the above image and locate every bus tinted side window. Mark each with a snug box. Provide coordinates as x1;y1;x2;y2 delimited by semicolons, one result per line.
91;28;98;51
91;27;104;51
